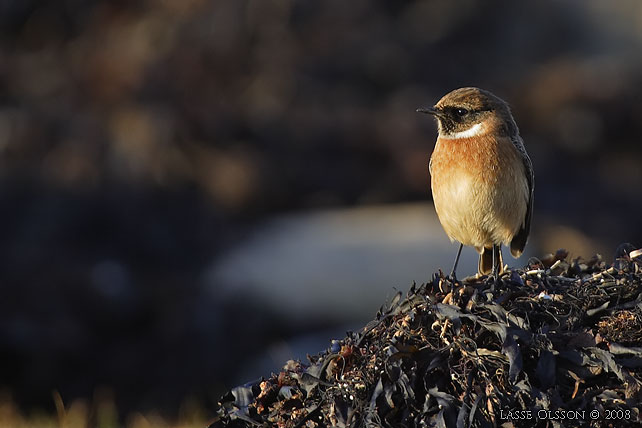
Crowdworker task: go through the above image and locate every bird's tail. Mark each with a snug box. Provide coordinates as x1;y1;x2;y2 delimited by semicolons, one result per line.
478;245;504;275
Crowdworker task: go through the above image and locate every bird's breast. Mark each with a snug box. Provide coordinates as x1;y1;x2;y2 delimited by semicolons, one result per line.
430;134;503;195
429;134;528;248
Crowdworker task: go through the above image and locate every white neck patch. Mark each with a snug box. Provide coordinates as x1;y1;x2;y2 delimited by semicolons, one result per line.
441;123;485;139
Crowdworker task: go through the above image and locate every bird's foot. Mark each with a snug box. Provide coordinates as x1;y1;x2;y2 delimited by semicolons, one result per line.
486;269;499;290
448;271;459;284
488;271;505;291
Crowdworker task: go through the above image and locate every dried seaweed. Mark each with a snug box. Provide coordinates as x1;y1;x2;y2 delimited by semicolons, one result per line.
211;245;642;427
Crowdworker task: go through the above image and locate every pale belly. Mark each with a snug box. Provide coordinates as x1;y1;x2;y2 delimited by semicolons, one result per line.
430;140;528;251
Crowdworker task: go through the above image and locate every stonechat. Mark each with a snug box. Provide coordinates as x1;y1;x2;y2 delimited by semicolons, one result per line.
417;87;534;279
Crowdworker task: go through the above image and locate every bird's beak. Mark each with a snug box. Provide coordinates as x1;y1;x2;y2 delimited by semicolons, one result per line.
416;106;443;117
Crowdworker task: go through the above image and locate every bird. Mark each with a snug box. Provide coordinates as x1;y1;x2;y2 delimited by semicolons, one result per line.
417;87;534;280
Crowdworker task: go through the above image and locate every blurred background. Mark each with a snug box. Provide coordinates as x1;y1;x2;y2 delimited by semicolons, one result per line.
1;0;642;425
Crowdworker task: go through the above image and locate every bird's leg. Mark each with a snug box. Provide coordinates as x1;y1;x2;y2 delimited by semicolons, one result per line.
492;245;500;278
490;244;501;290
449;243;463;282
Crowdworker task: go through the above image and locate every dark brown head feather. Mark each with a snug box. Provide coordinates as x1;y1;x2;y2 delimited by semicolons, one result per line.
431;87;518;137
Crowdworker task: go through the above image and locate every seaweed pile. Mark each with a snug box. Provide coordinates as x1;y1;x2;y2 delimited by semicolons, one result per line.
211;244;642;427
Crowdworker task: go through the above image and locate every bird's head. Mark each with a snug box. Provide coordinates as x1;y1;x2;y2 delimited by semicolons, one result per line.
417;87;518;139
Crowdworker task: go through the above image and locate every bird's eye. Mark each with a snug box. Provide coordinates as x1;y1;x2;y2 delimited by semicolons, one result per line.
455;108;468;117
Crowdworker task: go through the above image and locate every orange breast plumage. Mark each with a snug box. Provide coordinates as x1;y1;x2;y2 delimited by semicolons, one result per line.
429;134;528;252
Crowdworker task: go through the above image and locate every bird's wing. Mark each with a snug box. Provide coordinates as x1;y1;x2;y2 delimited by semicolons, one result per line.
510;137;534;258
